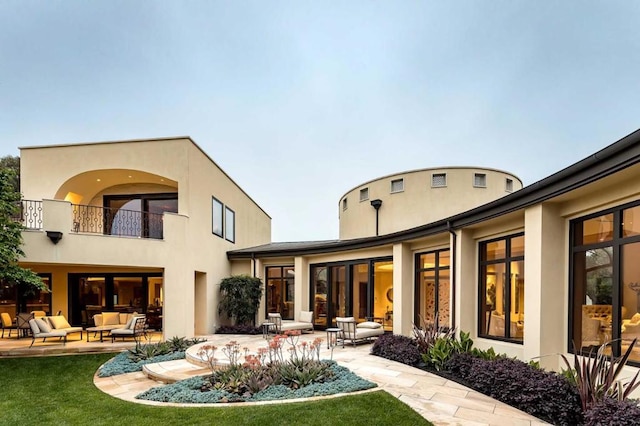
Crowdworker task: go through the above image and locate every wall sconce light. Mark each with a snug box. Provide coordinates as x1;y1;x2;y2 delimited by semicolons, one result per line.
370;199;383;236
46;231;63;245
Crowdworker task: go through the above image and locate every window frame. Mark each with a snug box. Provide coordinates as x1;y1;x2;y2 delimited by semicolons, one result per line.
225;206;235;243
505;178;514;193
359;188;369;202
390;178;404;193
477;232;525;343
212;196;224;238
473;173;487;188
431;173;447;188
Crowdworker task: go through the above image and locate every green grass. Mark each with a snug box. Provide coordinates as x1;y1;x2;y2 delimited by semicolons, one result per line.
0;354;432;425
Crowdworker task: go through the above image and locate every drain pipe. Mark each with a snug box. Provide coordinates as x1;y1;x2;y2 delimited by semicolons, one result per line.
447;221;457;332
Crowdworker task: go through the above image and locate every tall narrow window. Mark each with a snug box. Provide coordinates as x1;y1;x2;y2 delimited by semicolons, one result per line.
265;266;295;320
474;173;487;188
212;197;223;237
225;206;235;243
415;249;451;328
479;233;525;342
359;188;369;201
431;173;447;188
390;178;404;193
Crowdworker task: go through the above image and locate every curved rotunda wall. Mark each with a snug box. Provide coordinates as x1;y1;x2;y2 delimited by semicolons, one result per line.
338;167;523;239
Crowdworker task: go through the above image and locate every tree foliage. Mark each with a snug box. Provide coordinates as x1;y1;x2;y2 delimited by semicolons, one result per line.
0;167;46;300
0;155;20;192
218;275;263;326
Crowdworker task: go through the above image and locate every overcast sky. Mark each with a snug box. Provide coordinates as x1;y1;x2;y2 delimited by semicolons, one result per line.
1;2;639;241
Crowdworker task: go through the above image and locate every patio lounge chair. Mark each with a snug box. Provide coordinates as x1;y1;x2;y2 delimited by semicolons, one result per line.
28;318;67;347
1;313;16;338
267;311;314;333
336;317;384;347
110;316;147;342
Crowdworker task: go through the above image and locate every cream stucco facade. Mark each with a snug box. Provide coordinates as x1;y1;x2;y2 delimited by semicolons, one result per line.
339;167;522;239
16;137;271;338
13;129;640;389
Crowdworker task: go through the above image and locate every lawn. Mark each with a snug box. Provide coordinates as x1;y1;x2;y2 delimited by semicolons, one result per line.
0;353;431;425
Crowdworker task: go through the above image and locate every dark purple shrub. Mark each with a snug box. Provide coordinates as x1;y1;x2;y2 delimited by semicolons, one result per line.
444;352;477;379
371;334;421;366
583;398;640;426
461;357;582;426
216;324;261;335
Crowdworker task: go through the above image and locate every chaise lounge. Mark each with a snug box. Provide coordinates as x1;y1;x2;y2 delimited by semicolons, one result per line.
28;318;68;347
110;316;147;342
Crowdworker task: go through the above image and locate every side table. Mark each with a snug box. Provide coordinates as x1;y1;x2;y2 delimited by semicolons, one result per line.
326;327;341;349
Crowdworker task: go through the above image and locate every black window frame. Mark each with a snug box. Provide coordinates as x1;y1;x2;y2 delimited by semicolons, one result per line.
414;248;451;328
225;206;235;243
212;196;223;238
478;232;525;343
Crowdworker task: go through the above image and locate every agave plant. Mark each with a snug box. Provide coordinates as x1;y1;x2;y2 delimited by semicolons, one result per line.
561;338;640;412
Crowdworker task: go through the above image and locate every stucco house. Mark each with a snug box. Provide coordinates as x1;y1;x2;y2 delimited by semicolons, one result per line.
9;128;640;375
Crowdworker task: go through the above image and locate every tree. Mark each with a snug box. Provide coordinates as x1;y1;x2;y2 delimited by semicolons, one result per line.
0;155;20;192
218;275;263;326
0;168;47;311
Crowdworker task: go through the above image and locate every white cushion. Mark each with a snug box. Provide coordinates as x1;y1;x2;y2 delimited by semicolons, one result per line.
48;315;71;329
35;318;52;333
631;313;640;324
123;316;134;329
336;317;356;323
130;316;144;330
102;312;120;326
29;319;40;334
357;321;382;329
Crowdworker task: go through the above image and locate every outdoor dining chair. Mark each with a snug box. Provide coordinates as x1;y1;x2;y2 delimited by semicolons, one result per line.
1;313;16;338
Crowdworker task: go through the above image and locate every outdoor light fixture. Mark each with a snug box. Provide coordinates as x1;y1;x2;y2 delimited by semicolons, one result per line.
370;199;383;236
46;231;63;245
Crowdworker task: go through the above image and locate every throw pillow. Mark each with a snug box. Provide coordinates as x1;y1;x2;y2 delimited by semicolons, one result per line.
48;315;71;329
123;316;134;329
102;312;120;326
130;316;144;330
632;313;640;324
357;321;382;329
35;318;52;333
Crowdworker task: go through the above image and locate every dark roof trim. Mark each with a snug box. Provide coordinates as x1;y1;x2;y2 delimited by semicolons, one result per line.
228;128;640;259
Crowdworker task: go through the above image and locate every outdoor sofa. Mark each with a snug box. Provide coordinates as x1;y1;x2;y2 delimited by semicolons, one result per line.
28;315;83;347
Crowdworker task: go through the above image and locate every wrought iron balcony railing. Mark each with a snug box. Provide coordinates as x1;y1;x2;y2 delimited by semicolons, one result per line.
13;200;43;230
71;204;164;239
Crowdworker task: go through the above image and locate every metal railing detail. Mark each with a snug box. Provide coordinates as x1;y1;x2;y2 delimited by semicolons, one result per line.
14;200;43;230
71;204;164;239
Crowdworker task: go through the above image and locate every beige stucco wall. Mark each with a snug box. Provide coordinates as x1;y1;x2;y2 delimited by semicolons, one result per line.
339;167;522;239
18;138;271;338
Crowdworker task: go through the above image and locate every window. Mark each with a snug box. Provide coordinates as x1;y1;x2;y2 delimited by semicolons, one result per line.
359;188;369;202
225;206;235;243
505;178;514;192
570;202;640;363
390;178;404;193
431;173;447;188
415;249;451;328
265;266;295;320
212;197;223;237
474;173;487;188
342;198;348;211
479;233;524;342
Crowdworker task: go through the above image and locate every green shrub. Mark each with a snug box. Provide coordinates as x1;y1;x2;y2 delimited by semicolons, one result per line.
218;275;263;326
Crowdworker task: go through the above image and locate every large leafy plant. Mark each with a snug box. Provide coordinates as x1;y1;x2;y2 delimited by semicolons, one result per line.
218;275;263;326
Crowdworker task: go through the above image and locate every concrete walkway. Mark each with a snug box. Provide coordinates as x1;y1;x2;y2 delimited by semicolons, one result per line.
89;332;549;426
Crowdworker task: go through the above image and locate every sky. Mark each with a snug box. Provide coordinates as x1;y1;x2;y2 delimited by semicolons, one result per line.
1;1;640;242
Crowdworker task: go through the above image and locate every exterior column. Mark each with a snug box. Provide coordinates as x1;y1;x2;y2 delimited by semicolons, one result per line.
294;256;309;320
523;203;565;369
393;242;413;336
456;228;476;337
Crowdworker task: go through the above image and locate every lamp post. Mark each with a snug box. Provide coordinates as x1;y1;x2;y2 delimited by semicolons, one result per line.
370;199;382;236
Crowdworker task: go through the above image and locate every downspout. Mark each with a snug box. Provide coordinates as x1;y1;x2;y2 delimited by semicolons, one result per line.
447;221;457;332
252;253;256;277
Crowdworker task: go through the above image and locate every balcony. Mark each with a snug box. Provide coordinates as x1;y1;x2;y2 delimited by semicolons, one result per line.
13;200;43;230
71;204;165;239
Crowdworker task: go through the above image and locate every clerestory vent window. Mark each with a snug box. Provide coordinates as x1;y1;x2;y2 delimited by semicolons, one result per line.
431;173;447;188
390;178;404;193
474;173;487;188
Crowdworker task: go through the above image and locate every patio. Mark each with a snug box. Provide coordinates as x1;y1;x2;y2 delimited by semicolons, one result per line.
0;329;550;425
